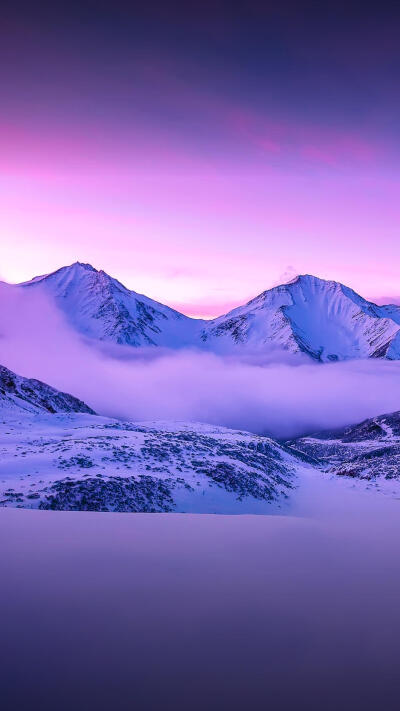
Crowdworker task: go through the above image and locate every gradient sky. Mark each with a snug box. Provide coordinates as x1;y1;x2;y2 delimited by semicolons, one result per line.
1;1;400;316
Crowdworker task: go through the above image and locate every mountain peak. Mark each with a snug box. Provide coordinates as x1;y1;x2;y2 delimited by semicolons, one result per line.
202;271;400;361
19;260;203;348
70;261;97;272
20;261;99;286
285;274;338;288
246;274;338;307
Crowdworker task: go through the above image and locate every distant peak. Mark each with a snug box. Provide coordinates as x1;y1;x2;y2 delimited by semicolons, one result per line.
19;261;99;286
289;274;323;283
285;274;339;288
265;274;338;292
269;274;323;289
246;274;342;307
283;274;301;285
70;261;97;272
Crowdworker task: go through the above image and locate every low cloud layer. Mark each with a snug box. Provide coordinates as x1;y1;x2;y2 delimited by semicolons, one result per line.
1;283;400;439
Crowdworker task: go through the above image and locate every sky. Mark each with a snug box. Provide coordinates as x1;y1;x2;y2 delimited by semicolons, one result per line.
1;1;399;317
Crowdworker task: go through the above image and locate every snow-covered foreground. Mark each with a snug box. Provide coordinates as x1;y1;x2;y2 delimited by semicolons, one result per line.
2;479;400;710
0;413;313;514
3;408;400;516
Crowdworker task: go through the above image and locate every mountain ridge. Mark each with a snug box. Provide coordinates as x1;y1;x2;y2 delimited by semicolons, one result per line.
10;263;400;361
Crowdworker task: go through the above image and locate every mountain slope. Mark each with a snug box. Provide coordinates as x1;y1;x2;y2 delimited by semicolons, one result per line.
0;417;314;513
288;410;400;481
202;275;400;361
0;364;95;415
21;262;204;347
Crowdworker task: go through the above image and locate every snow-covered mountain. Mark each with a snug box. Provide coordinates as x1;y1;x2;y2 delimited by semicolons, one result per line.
20;262;204;347
201;274;400;361
0;415;315;513
14;264;400;360
289;410;400;482
0;364;95;415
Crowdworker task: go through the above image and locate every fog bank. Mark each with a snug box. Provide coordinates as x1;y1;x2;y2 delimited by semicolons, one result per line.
1;284;400;438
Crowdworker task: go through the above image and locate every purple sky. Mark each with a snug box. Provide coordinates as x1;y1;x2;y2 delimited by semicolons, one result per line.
1;2;399;316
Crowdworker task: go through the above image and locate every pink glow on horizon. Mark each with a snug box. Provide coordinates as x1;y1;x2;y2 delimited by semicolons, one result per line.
171;299;252;320
0;61;399;315
1;160;399;316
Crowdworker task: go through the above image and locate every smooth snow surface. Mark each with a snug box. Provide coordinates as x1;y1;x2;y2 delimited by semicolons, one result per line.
2;477;400;710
